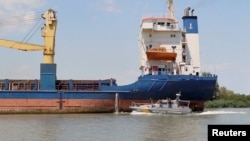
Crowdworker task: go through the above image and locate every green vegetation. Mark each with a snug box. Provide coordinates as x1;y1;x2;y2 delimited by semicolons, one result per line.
201;72;250;108
205;85;250;108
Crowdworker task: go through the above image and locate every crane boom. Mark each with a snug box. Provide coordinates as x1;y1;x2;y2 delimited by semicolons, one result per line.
0;9;57;64
0;39;44;51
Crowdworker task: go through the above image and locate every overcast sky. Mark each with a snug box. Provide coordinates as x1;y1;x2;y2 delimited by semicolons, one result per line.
0;0;249;94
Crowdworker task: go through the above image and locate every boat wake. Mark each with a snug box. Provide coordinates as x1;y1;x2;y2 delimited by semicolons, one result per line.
196;110;246;115
130;111;153;115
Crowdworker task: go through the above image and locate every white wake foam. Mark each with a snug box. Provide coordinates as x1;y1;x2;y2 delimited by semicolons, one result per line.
197;110;246;115
130;111;153;115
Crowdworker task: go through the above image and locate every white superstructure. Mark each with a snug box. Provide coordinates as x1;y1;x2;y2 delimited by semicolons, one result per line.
139;0;201;76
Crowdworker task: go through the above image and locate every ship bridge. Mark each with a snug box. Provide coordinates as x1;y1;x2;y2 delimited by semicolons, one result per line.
141;15;180;32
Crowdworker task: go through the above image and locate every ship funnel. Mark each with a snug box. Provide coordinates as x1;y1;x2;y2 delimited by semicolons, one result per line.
185;7;191;16
191;9;195;16
182;7;198;33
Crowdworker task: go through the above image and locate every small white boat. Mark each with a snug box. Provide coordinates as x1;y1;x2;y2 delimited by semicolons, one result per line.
129;93;192;114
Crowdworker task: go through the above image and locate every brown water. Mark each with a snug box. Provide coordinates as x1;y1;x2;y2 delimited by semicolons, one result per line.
0;108;249;141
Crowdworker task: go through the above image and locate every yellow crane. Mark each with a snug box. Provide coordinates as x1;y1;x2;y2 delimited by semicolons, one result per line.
0;9;57;64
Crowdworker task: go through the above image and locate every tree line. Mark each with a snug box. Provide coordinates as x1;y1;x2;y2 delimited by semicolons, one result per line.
205;83;250;108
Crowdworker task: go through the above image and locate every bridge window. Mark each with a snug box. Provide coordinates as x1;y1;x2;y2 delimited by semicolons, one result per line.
171;34;176;38
149;44;152;49
157;22;165;26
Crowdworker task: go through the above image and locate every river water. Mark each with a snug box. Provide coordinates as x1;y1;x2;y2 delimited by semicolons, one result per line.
0;108;249;141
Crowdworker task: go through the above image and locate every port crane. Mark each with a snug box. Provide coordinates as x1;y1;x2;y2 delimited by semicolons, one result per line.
0;9;57;64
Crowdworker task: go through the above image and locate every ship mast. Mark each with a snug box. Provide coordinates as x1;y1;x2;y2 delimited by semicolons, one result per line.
166;0;174;19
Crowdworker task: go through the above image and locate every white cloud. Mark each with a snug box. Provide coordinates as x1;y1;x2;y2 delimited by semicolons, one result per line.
0;0;44;10
0;0;46;34
103;0;121;14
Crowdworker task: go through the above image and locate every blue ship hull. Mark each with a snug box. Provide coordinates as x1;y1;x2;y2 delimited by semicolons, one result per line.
0;74;217;113
102;74;217;100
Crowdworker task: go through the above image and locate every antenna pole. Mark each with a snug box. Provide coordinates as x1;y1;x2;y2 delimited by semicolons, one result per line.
166;0;174;19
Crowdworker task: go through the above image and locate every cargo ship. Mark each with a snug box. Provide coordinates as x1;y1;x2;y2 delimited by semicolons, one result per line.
0;0;217;113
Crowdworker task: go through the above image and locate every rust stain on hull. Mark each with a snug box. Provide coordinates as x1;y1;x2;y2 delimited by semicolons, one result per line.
0;99;114;113
0;99;205;113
